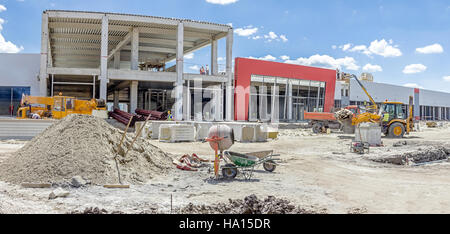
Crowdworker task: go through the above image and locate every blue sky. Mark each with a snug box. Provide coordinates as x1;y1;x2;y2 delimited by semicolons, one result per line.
0;0;449;92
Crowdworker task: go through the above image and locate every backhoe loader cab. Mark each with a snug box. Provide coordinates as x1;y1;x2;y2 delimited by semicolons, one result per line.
379;101;412;138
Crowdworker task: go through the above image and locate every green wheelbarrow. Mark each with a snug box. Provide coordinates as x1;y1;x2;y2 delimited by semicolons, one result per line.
221;150;281;180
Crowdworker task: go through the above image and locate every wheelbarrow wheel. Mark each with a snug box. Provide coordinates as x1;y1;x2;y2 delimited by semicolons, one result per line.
263;160;276;172
222;164;238;179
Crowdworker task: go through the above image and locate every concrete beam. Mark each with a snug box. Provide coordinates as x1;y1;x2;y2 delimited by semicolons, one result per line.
225;28;234;121
211;38;218;75
174;22;184;121
129;80;138;114
47;67;100;76
114;51;121;69
123;45;176;54
113;90;120;109
139;38;195;47
39;13;49;96
99;15;109;101
46;10;105;20
107;31;132;61
51;33;124;42
108;70;176;82
164;39;211;63
49;22;131;33
131;28;139;70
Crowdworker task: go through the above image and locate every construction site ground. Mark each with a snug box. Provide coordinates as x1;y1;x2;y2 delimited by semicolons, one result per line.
0;123;449;214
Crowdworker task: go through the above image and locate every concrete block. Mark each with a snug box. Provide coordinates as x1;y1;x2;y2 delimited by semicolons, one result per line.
355;122;382;146
241;126;255;142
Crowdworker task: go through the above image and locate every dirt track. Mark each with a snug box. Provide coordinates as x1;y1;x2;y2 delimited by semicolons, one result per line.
0;124;449;214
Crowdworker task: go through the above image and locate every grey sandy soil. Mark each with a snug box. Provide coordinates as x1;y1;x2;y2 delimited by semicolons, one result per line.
0;123;449;214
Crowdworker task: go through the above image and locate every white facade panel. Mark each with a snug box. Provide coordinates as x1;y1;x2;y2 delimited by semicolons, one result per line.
419;89;450;107
0;53;41;96
349;80;415;104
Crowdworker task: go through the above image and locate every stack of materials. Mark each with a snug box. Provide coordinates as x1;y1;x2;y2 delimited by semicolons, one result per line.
109;109;137;126
135;109;168;121
173;153;210;171
335;108;355;134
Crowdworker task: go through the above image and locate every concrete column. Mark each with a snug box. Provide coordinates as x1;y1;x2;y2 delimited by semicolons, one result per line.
131;28;139;70
99;15;109;101
211;38;218;75
130;81;138;114
271;85;279;123
39;13;49;96
174;22;184;121
287;82;293;120
114;51;121;69
113;90;120;110
183;82;191;121
225;28;234;121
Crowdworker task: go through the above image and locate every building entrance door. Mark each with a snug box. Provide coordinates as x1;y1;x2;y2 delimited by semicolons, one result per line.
293;103;305;121
0;87;30;116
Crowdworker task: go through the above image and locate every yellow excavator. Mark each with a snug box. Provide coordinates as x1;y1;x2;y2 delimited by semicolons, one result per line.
17;93;107;119
350;75;414;138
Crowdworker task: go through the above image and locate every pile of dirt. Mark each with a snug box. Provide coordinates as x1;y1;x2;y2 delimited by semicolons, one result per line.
176;194;327;214
0;114;173;185
372;146;450;165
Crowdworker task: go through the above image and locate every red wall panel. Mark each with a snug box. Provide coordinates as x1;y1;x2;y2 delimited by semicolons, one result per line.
234;57;337;121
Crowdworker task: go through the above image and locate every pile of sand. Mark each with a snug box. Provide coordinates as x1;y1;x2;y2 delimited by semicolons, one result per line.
0;114;173;185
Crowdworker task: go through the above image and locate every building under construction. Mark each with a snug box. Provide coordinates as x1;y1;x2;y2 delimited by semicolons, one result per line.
1;10;450;121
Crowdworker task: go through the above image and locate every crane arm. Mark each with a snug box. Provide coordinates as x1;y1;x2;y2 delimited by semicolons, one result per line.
351;74;378;110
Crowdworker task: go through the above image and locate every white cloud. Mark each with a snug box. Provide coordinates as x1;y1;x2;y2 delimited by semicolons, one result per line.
280;55;290;60
341;39;402;57
0;5;6;12
252;35;261;40
368;39;402;57
234;26;258;37
280;35;288;42
285;54;359;71
205;0;238;5
0;17;24;53
218;57;225;61
443;76;450;82
403;83;423;89
340;43;352;51
188;65;200;71
416;43;444;54
362;64;383;72
184;53;194;59
264;31;278;42
402;64;427;74
248;55;277;61
331;45;337;50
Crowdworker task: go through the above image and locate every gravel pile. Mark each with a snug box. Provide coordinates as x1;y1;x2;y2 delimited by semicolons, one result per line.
0;114;173;185
176;194;327;214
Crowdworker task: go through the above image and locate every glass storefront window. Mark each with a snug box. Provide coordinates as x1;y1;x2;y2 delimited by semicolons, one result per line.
249;75;327;122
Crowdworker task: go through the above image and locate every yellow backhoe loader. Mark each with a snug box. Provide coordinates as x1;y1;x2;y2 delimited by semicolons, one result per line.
17;93;107;119
350;75;414;138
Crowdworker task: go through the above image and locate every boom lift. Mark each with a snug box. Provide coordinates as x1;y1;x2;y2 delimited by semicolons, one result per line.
17;93;107;119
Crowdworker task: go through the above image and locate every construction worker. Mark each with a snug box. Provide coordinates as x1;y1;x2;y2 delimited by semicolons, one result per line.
167;110;174;121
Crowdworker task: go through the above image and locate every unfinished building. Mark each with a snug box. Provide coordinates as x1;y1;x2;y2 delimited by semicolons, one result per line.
39;10;234;121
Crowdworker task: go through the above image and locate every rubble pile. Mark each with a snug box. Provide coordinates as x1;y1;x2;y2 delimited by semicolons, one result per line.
69;207;125;214
372;146;450;165
177;194;327;214
334;109;354;121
